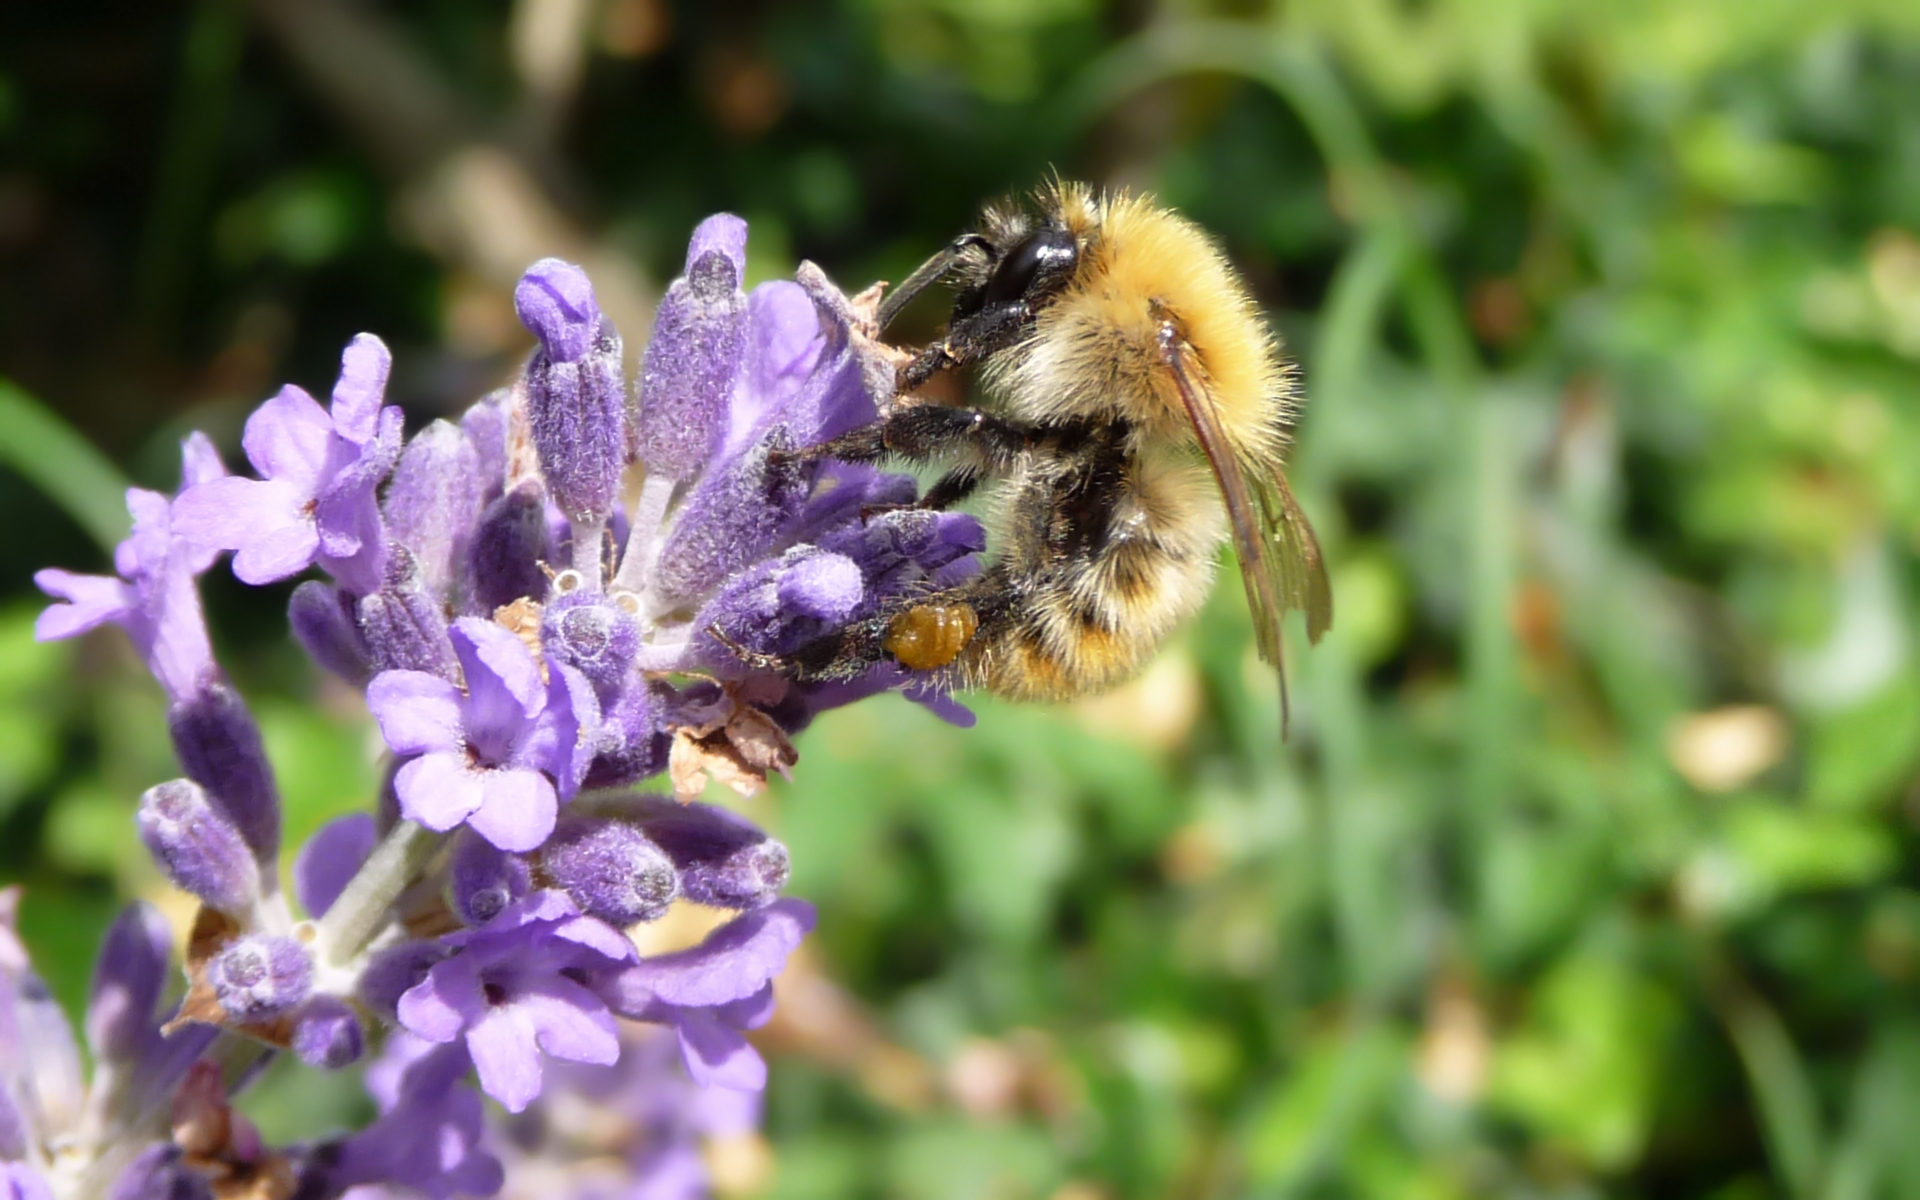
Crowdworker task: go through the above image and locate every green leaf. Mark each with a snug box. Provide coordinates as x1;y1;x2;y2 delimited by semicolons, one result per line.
0;380;131;553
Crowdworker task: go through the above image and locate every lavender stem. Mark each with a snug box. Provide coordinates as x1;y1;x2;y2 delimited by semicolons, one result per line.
313;820;444;968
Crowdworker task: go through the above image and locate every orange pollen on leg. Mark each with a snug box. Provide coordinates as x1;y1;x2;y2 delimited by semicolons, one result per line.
883;604;979;671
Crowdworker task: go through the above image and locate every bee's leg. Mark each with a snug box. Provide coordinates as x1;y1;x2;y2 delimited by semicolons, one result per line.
899;342;959;394
777;405;1034;473
857;464;982;521
725;568;1020;683
881;404;1032;467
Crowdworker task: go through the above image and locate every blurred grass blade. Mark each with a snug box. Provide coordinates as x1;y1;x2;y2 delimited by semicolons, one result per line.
1721;986;1826;1199
0;380;131;553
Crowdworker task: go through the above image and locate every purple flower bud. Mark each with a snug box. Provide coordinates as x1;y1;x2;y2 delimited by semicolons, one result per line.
468;481;553;612
449;833;531;927
384;419;485;602
538;817;680;926
292;995;364;1068
636;801;792;911
355;546;458;679
653;437;807;606
136;779;259;914
208;935;312;1020
85;903;172;1062
108;1147;210;1200
358;941;449;1022
166;684;280;867
540;590;639;693
461;390;512;508
777;551;863;621
516;259;627;525
288;581;370;686
581;679;672;791
635;214;748;480
294;812;377;919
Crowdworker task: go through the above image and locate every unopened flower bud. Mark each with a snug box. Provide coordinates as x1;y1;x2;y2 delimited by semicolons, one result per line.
654;437;807;606
516;259;627;525
292;995;364;1068
137;779;259;915
581;680;672;791
208;936;312;1021
449;834;531;927
85;903;172;1062
636;213;748;480
540;591;639;693
383;419;485;602
629;797;790;910
539;817;680;926
289;581;371;687
468;481;554;612
357;940;449;1022
167;684;280;867
356;546;458;679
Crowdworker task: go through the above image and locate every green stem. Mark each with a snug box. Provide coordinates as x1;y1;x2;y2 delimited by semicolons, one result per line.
313;819;444;968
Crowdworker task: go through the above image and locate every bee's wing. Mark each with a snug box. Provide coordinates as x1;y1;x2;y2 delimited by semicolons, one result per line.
1158;322;1332;734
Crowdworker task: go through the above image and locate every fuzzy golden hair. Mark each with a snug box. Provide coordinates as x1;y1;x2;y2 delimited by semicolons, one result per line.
989;182;1299;468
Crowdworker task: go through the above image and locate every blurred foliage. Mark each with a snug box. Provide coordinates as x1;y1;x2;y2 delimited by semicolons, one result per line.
5;0;1920;1197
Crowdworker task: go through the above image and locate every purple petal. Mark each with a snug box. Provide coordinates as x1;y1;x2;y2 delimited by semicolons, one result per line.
395;752;486;832
85;903;171;1062
672;1007;766;1091
521;976;620;1066
397;961;486;1045
172;477;319;584
179;431;227;490
523;661;597;801
468;768;557;854
366;670;467;756
330;334;393;445
465;1006;544;1113
726;280;824;457
293;813;378;918
33;570;135;640
622;899;814;1008
241;385;334;493
449;618;545;754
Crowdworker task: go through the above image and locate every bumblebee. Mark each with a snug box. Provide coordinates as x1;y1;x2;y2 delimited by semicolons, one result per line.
755;182;1332;726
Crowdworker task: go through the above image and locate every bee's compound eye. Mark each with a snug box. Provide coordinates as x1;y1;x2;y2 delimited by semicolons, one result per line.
984;228;1079;306
883;604;980;671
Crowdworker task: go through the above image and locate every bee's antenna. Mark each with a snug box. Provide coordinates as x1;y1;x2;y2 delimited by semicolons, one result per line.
877;234;989;331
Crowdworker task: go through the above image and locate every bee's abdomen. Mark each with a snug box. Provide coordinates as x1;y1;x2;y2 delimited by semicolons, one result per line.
972;454;1225;702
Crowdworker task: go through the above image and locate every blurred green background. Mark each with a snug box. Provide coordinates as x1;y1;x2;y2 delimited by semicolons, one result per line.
6;1;1920;1197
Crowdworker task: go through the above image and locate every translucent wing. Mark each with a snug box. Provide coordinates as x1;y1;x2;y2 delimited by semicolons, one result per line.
1157;321;1332;734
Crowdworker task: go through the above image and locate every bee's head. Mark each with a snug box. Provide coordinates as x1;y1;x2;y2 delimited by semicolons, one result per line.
877;182;1097;334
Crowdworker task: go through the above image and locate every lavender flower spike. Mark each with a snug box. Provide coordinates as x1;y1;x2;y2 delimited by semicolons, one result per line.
172;333;403;595
516;258;626;574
